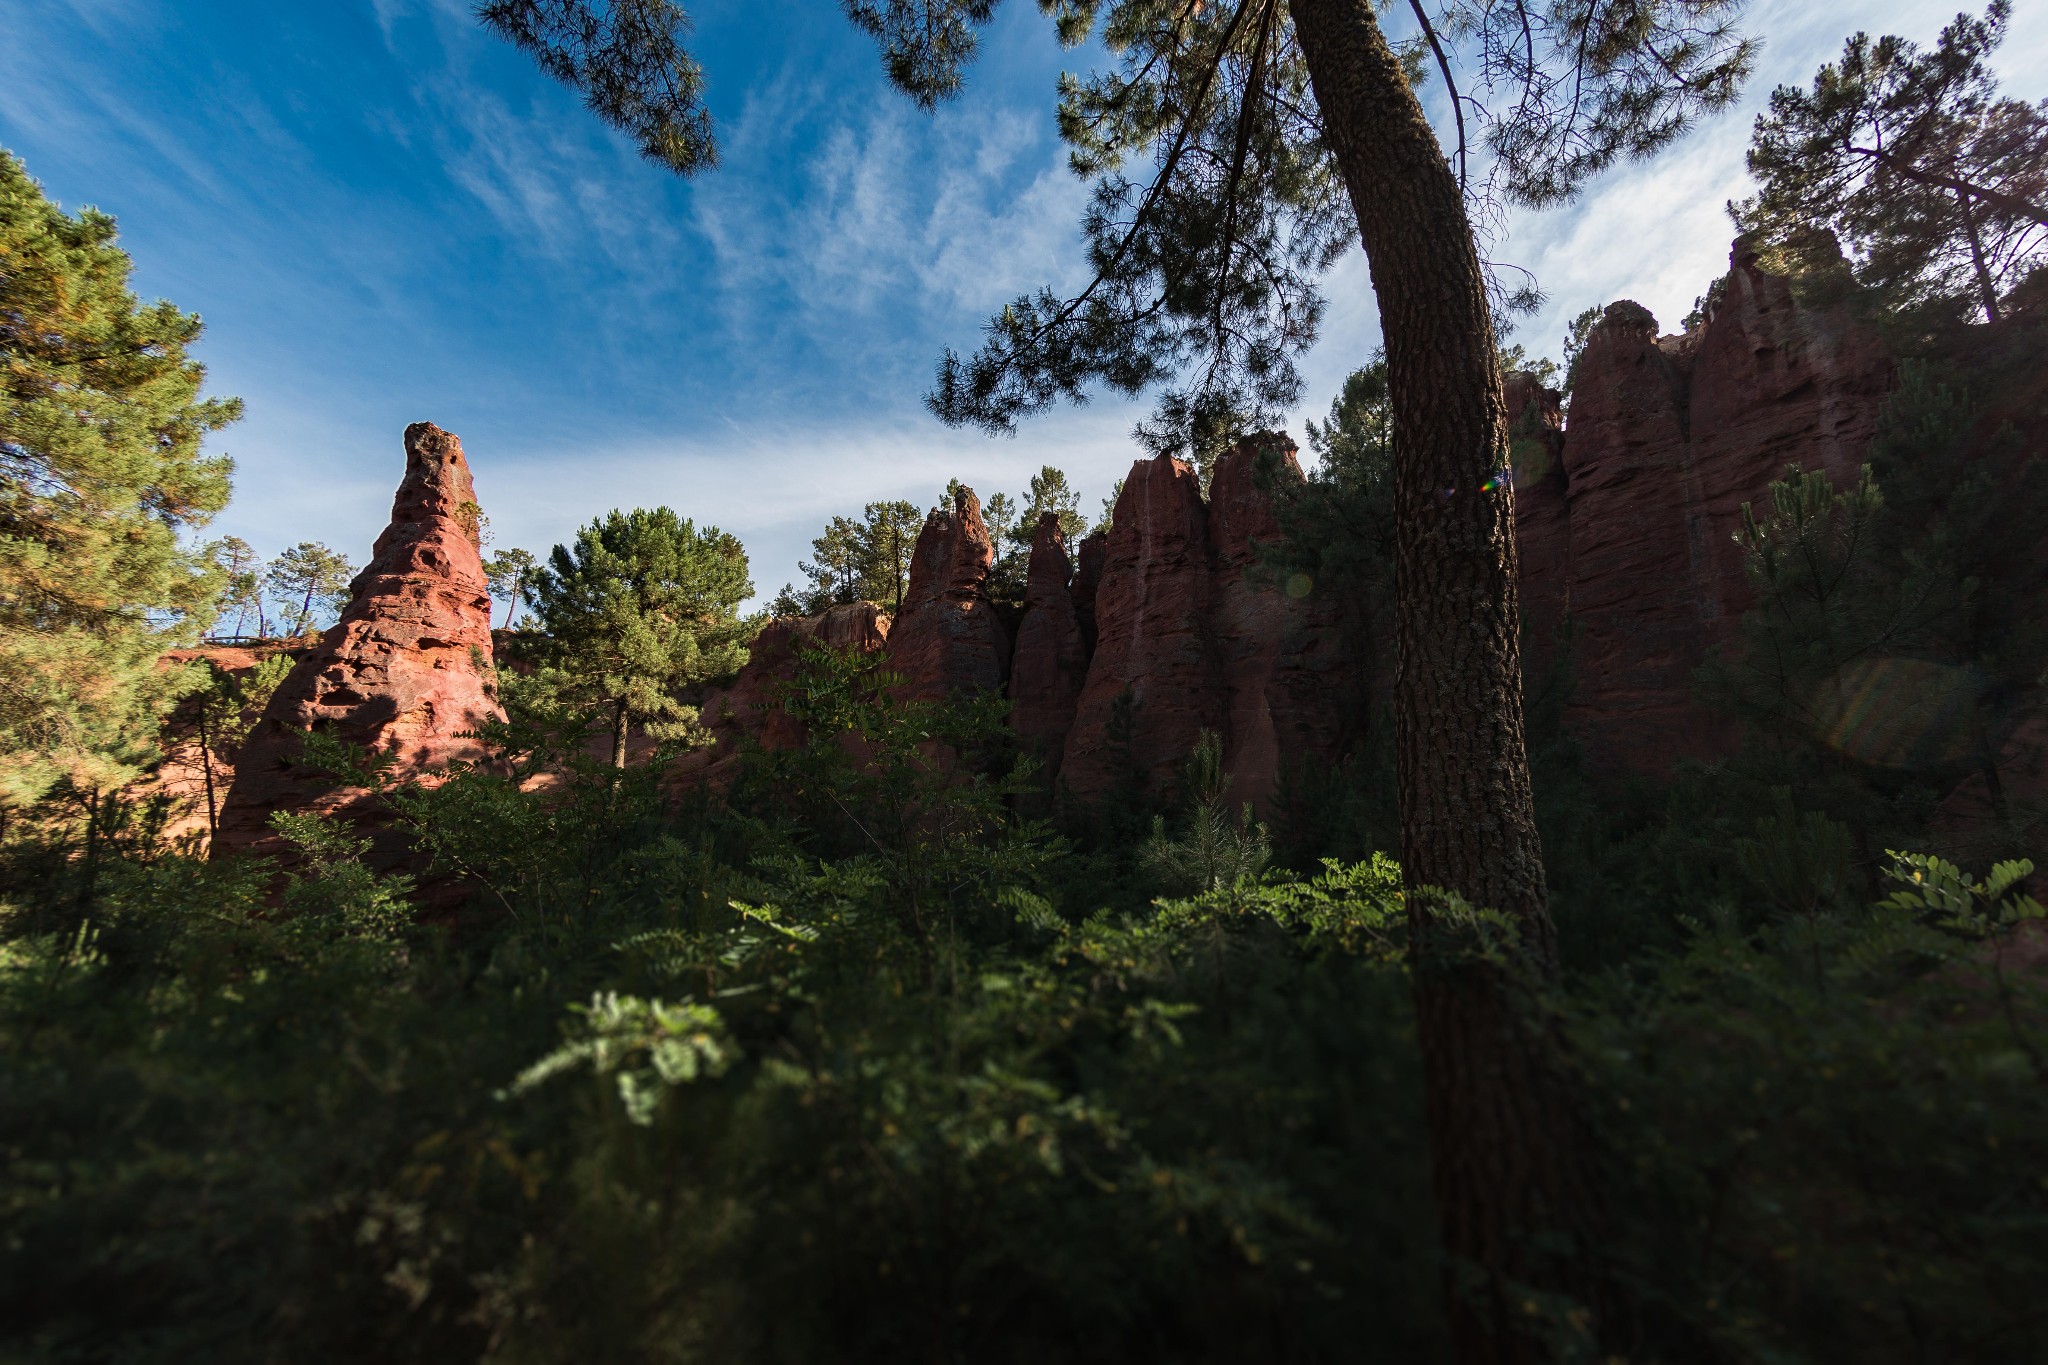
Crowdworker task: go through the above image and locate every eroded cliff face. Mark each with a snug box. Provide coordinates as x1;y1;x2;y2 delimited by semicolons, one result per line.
1505;372;1571;689
1057;453;1224;799
1205;435;1349;811
1516;239;1896;776
664;602;893;793
716;603;893;753
1008;514;1088;781
885;486;1010;702
1042;436;1344;808
213;423;505;874
178;240;2048;904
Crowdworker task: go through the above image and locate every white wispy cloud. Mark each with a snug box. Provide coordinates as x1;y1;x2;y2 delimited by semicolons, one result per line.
690;78;1090;345
14;0;2047;604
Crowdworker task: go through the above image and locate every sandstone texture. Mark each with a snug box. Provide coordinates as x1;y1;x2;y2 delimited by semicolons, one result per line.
1007;514;1088;781
1205;434;1349;810
1051;439;1341;806
1516;239;1895;776
1059;454;1223;799
669;602;894;791
213;422;505;876
886;487;1010;702
1072;531;1108;654
1504;372;1571;687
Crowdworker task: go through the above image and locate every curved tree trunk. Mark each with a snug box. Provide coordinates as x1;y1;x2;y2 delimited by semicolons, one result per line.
1286;0;1607;1357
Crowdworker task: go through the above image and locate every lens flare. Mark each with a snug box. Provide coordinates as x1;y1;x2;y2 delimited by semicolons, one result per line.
1812;657;1982;769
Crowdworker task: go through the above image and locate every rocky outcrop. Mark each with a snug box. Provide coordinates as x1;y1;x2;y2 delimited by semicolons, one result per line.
692;603;891;758
1059;454;1222;799
886;486;1010;702
682;237;1923;803
1007;514;1087;780
213;423;504;878
1206;434;1349;810
1505;372;1571;687
1072;531;1108;654
1516;239;1895;776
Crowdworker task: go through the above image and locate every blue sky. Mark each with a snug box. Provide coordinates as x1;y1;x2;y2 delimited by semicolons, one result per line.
3;0;2043;608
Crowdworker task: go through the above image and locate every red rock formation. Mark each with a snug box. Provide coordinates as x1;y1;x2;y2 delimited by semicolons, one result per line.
1547;300;1719;773
1505;372;1571;688
885;486;1010;701
213;422;505;877
1059;454;1224;800
1206;433;1349;810
1545;240;1894;776
1008;514;1088;780
685;603;892;767
1072;531;1108;654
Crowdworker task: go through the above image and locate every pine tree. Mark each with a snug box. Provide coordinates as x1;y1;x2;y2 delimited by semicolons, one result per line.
529;508;753;768
776;501;924;617
170;653;291;841
1703;356;2048;864
483;546;539;629
1736;2;2048;323
1288;353;1396;642
1141;729;1272;892
210;535;264;639
1705;465;1957;749
979;489;1024;599
1015;465;1089;545
263;541;356;638
801;515;865;612
854;499;922;614
0;150;239;807
1098;477;1125;534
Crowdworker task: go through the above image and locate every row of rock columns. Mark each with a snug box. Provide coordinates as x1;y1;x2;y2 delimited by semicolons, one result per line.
1511;238;1894;777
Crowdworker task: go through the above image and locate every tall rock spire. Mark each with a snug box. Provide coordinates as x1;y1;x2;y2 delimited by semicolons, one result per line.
885;484;1010;701
1008;512;1088;781
213;422;506;875
1059;453;1224;799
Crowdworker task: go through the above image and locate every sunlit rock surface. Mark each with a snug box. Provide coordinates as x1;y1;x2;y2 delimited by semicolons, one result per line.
213;422;505;879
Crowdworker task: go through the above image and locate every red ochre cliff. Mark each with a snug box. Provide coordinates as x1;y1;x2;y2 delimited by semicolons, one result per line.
203;239;2046;874
213;422;505;874
705;237;1905;801
1515;237;1895;776
1007;513;1089;782
1017;434;1346;807
884;485;1010;703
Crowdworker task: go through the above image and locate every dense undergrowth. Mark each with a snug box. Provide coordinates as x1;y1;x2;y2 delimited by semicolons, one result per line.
3;640;2044;1363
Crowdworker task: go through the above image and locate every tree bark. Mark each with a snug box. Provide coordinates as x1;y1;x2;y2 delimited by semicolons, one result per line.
612;697;630;769
197;711;219;842
1286;0;1607;1357
1956;187;2004;323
